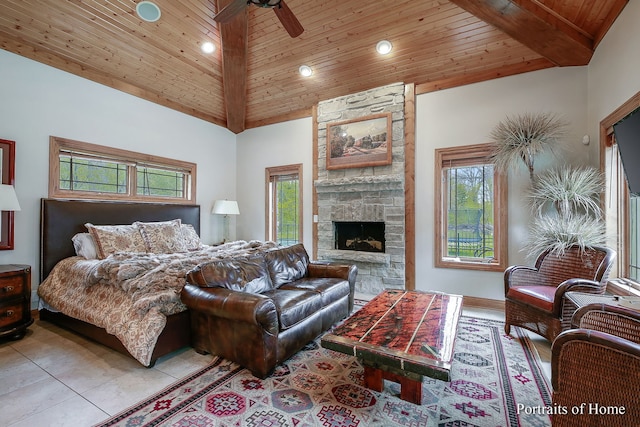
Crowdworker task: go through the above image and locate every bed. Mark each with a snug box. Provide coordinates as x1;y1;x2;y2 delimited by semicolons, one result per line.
38;198;202;366
38;199;279;367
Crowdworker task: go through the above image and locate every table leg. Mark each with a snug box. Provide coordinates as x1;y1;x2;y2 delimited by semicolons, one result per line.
364;365;383;391
399;376;422;404
363;365;423;404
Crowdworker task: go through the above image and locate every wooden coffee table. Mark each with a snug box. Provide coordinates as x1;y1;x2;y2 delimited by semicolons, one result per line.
321;289;463;404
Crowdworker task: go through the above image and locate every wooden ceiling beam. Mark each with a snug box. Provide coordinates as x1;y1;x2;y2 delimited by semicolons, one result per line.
449;0;594;66
218;0;248;133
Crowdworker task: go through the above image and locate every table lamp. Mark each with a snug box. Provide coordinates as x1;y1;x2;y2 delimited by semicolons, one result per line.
0;184;21;212
212;200;239;243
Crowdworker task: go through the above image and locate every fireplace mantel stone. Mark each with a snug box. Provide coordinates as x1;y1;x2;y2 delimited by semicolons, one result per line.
314;174;403;193
317;249;390;265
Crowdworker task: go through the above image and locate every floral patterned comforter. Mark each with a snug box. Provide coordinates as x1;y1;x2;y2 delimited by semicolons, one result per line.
37;240;278;366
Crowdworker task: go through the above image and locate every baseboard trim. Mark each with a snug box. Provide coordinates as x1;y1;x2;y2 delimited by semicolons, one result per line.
462;296;505;311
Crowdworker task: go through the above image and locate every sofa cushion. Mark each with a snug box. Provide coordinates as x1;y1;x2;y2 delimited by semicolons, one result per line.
187;254;274;294
280;277;350;307
264;243;310;288
263;289;322;330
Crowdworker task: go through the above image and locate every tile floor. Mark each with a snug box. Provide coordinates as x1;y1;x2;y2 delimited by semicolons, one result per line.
0;298;551;427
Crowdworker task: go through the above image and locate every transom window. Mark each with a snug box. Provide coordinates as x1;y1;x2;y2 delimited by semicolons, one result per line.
434;143;507;271
49;136;196;203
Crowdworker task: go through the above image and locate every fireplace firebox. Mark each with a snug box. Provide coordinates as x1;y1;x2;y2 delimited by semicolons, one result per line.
334;221;385;253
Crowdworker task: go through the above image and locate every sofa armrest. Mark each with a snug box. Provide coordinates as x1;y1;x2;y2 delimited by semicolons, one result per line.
181;283;279;335
308;262;358;312
308;262;357;281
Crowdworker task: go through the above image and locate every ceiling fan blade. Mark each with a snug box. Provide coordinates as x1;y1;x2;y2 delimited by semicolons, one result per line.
274;0;304;38
214;0;247;23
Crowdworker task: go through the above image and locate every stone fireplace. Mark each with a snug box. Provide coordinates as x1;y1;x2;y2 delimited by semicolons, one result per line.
315;83;406;295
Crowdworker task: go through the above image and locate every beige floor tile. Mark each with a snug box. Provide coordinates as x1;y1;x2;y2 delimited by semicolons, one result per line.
152;347;215;379
0;377;77;426
81;366;181;415
0;347;51;398
8;395;107;427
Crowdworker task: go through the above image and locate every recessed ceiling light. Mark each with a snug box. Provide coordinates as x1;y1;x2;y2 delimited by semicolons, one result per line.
299;65;313;77
376;40;393;55
201;41;215;54
136;1;161;23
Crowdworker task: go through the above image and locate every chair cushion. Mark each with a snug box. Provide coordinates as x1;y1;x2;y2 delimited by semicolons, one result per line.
263;289;322;330
507;285;555;312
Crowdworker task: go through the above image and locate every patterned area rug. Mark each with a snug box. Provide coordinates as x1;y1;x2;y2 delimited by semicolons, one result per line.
96;316;552;427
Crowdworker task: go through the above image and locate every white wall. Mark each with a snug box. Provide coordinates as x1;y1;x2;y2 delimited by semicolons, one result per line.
415;67;590;300
587;1;640;147
235;118;314;252
0;50;237;306
585;1;640;276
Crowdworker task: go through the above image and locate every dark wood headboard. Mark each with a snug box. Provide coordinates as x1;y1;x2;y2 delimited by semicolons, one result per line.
40;199;201;281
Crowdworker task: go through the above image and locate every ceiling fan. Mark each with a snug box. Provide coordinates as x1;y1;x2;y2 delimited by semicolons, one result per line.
214;0;304;38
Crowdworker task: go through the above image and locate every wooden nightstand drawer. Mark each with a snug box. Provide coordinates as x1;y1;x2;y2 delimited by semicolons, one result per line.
0;302;23;329
0;264;32;340
0;275;24;299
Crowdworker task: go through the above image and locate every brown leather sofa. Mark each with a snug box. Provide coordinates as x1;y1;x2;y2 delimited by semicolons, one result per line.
180;243;358;378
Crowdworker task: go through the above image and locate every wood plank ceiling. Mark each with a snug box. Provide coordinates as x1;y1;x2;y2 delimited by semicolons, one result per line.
0;0;629;134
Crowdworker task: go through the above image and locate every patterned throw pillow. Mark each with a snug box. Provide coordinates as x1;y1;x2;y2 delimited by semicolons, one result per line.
180;223;203;250
85;223;147;259
135;219;188;254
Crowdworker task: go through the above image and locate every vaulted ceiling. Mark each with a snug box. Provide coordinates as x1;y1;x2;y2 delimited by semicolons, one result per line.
0;1;629;134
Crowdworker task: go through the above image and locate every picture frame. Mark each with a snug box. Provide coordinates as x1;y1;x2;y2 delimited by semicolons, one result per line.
326;112;392;170
0;139;16;250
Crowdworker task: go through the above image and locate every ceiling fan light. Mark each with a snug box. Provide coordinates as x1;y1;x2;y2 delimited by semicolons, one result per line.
201;41;215;54
376;40;393;55
249;0;281;8
136;1;161;23
299;65;313;77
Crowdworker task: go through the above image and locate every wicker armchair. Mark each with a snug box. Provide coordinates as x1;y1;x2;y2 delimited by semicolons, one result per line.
504;245;616;341
551;305;640;427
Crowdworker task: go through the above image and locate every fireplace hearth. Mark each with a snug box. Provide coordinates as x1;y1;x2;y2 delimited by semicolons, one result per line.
334;221;385;253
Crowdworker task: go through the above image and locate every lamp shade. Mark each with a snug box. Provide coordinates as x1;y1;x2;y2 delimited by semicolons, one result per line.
0;184;21;211
211;200;239;215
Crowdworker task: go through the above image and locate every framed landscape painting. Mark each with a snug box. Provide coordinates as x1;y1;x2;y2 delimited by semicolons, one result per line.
326;113;392;170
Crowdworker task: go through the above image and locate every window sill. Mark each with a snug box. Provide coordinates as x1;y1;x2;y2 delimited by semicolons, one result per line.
435;257;505;272
607;278;640;297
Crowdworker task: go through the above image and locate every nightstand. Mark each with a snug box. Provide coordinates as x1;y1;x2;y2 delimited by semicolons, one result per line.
0;264;33;340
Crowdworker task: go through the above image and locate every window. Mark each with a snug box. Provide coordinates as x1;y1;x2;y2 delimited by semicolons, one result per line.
434;144;507;271
601;93;640;296
266;164;302;246
49;136;196;203
603;133;640;294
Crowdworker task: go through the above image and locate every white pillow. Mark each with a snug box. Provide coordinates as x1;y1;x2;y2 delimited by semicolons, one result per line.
71;233;99;259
